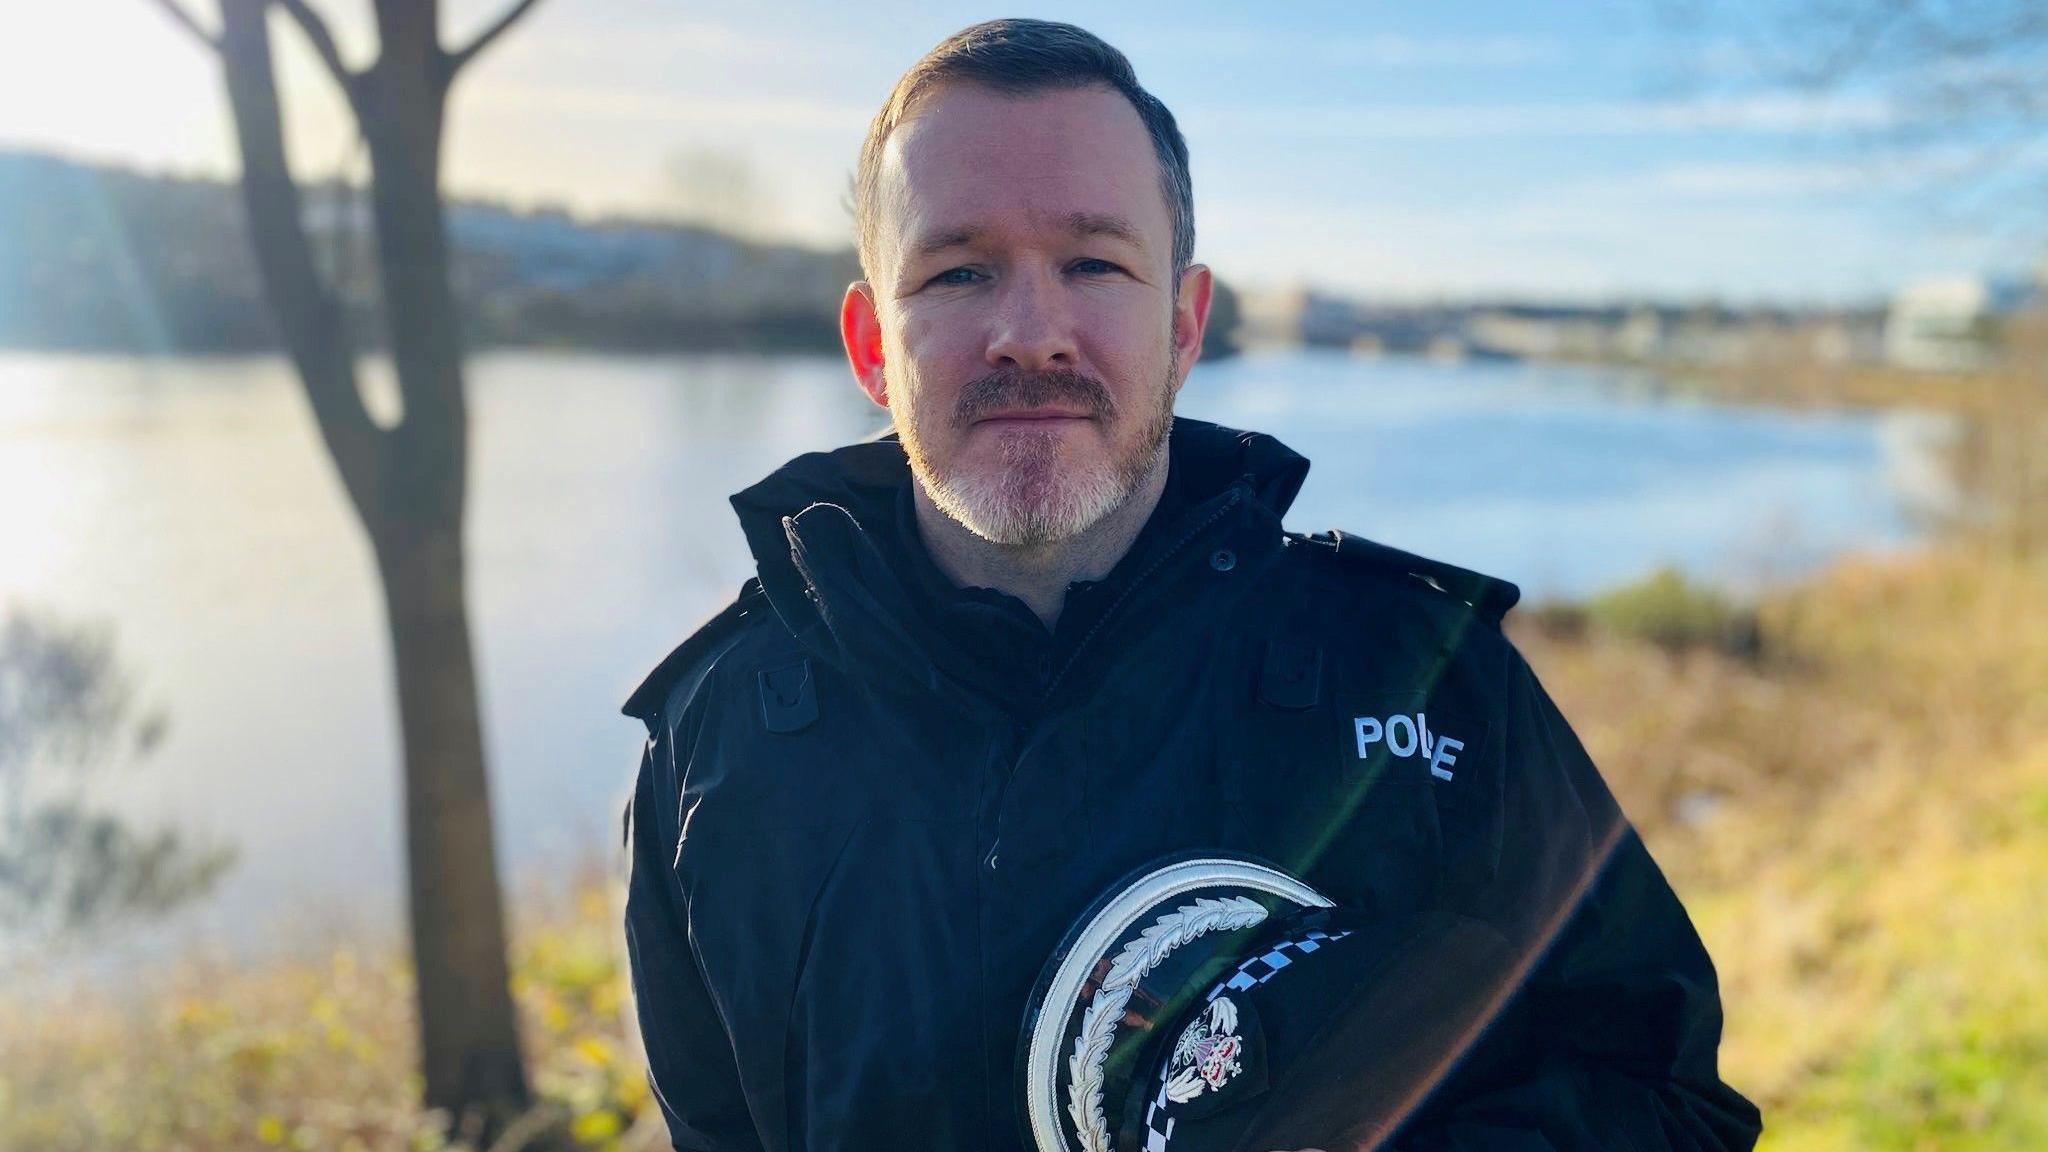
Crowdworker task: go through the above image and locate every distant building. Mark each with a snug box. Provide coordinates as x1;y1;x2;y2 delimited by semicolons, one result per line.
1614;307;1666;361
1465;306;1624;361
1886;276;1994;371
1237;287;1365;348
1800;312;1886;366
1464;311;1564;359
1208;273;1950;373
1884;272;2041;371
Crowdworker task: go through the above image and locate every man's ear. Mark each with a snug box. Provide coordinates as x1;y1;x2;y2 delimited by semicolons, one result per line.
1171;263;1214;385
841;281;889;408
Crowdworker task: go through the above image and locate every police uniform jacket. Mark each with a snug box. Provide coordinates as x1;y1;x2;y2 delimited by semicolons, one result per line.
621;416;1763;1152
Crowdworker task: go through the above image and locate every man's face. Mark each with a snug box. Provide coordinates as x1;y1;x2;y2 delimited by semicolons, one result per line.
842;82;1211;547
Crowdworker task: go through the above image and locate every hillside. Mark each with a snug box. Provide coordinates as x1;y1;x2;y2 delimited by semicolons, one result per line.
0;149;856;354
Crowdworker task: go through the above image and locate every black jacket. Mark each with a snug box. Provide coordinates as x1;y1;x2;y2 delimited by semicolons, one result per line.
621;416;1762;1152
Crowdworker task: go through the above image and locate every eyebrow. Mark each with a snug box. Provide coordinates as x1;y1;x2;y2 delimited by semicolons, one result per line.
909;211;1148;260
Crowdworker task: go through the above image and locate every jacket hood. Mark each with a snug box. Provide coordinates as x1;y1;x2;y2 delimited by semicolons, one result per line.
727;415;1311;685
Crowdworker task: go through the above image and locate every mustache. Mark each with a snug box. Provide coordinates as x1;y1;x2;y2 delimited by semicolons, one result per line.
955;366;1116;427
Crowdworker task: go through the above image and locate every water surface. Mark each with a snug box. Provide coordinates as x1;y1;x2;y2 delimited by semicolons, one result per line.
0;348;1943;955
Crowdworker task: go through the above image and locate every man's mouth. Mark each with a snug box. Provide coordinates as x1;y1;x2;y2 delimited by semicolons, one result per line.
976;406;1094;424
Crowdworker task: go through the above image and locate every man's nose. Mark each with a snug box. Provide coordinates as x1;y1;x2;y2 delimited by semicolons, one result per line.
985;268;1078;371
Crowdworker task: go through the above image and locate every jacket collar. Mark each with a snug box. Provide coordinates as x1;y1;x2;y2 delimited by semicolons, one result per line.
727;415;1311;694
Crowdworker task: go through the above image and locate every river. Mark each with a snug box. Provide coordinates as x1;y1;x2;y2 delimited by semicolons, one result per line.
0;347;1950;959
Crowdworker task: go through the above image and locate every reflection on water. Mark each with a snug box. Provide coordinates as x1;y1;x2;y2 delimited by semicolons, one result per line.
0;348;1941;956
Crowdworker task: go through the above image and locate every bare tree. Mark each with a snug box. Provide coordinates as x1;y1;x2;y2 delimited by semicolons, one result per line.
1658;1;2048;233
147;0;545;1134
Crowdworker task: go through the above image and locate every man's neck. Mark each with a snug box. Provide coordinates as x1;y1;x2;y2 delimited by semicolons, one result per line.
911;446;1171;632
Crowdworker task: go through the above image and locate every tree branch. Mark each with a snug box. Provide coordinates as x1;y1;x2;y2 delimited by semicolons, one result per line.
274;0;362;108
145;0;222;52
444;0;544;78
217;0;385;522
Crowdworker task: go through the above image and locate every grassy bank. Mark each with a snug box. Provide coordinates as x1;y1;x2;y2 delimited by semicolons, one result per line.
1517;546;2048;1151
0;878;660;1152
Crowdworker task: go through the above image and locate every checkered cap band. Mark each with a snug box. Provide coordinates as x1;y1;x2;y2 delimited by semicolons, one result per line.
1138;927;1355;1152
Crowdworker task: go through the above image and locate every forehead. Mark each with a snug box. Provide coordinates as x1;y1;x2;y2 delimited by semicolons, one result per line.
876;83;1170;263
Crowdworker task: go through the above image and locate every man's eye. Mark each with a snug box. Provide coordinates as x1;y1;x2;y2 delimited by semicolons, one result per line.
1070;258;1124;276
929;267;982;286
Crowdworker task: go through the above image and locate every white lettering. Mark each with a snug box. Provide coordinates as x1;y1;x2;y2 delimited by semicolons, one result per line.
1386;714;1418;758
1354;716;1382;757
1357;711;1466;777
1430;736;1465;781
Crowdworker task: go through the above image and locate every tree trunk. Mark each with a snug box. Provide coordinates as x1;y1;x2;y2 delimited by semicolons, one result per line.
210;0;530;1132
357;12;532;1120
375;521;529;1123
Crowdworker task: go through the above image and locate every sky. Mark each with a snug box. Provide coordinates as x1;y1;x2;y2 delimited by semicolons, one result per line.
5;0;2042;305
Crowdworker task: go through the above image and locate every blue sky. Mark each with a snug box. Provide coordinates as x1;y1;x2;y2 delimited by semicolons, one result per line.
6;0;2041;304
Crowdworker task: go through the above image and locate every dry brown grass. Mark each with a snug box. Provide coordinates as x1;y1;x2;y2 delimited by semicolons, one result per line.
0;871;669;1152
1517;546;2048;1150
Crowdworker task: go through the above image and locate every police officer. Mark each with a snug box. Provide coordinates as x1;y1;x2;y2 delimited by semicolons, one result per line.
622;19;1761;1152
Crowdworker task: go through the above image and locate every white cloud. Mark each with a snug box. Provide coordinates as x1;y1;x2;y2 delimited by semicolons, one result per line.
1643;158;1888;196
1152;30;1562;69
503;14;844;70
1634;139;2048;199
460;81;871;133
1194;178;1955;305
1186;91;1895;140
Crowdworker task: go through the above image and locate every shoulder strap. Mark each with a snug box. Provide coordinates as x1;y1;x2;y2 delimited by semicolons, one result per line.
1295;530;1522;625
621;579;769;732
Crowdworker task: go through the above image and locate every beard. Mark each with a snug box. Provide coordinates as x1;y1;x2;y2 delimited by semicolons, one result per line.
901;358;1176;548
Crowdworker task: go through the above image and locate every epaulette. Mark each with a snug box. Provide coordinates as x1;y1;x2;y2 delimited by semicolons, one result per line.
620;578;770;730
1290;529;1521;625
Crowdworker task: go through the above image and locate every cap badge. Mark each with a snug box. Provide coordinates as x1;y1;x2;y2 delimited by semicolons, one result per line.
1166;997;1245;1103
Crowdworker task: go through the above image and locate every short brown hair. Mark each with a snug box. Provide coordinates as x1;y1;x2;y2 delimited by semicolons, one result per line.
853;19;1195;287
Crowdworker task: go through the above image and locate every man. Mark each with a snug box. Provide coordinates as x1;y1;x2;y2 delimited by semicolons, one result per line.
622;19;1761;1152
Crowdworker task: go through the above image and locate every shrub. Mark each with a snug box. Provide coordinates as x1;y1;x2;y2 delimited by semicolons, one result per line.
1584;567;1762;657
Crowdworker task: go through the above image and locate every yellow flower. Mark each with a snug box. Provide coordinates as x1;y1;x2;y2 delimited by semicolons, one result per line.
570;1109;622;1144
573;1036;614;1068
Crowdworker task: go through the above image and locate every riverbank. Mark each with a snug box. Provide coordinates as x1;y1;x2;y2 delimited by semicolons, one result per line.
3;538;2041;1151
1520;544;2048;1151
1652;328;2048;556
0;869;656;1151
1532;334;2048;1146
